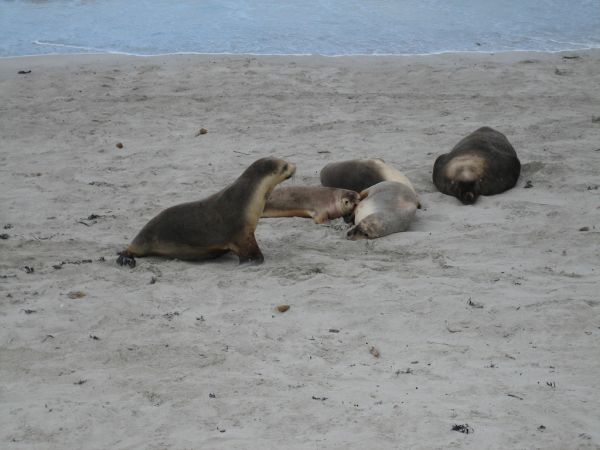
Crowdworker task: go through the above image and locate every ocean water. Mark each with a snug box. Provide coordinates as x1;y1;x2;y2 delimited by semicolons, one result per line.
1;0;600;57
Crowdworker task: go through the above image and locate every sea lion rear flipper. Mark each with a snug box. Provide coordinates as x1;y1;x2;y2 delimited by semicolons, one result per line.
116;249;136;268
235;232;264;265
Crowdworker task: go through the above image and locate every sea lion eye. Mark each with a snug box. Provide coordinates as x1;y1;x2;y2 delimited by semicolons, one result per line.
282;164;288;172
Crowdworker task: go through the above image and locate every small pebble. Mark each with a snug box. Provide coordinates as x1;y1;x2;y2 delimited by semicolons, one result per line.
277;304;290;313
116;142;124;149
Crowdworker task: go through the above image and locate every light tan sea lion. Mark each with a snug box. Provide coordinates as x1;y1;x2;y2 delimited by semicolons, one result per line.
432;127;521;204
116;157;296;267
262;186;360;224
347;181;419;240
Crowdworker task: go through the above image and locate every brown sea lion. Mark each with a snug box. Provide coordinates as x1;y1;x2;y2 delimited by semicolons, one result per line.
262;186;360;224
320;158;419;205
432;127;521;204
116;157;296;268
347;181;419;240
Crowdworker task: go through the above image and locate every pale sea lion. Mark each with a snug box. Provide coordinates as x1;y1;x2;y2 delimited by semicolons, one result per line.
116;157;296;267
262;186;360;224
347;181;419;240
320;158;418;197
432;126;521;204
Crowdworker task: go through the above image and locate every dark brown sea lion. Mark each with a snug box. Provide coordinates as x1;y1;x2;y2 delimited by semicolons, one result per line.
432;127;520;204
116;157;296;267
262;186;360;223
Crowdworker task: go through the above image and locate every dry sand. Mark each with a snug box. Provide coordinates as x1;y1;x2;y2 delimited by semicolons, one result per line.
1;50;599;449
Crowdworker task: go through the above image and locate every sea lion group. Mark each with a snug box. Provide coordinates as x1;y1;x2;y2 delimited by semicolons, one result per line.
117;126;521;267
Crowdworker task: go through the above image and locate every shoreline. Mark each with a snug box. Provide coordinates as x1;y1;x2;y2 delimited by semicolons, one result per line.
2;47;599;61
2;49;599;79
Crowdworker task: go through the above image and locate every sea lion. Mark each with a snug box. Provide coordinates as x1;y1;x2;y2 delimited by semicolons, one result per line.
347;181;419;240
320;158;418;197
262;186;360;224
432;127;521;204
116;157;296;268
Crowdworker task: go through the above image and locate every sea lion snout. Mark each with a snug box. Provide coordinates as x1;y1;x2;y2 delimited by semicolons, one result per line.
456;180;480;204
346;215;383;240
343;213;355;223
346;225;365;240
340;191;360;213
462;192;476;204
284;162;297;179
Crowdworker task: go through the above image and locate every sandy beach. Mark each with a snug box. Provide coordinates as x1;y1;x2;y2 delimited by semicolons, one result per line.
1;50;599;449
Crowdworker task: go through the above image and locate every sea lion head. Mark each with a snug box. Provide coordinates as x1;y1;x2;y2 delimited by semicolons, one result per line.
338;190;361;222
452;179;481;205
251;156;296;178
444;155;485;205
245;157;296;188
346;214;383;240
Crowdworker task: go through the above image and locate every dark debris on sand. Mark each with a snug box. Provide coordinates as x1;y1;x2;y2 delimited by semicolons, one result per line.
452;424;474;434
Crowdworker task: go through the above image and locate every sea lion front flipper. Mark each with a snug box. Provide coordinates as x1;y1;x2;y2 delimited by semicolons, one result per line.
359;188;370;200
313;211;329;224
235;232;265;265
116;249;136;268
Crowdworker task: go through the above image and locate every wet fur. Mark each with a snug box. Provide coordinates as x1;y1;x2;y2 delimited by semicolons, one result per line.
433;127;521;204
